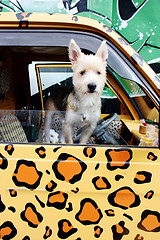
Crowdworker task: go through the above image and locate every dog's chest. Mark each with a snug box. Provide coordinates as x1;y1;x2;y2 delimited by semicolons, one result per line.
71;109;100;128
80;107;98;123
70;98;100;125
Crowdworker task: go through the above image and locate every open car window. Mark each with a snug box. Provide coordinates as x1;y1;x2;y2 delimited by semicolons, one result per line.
0;30;159;147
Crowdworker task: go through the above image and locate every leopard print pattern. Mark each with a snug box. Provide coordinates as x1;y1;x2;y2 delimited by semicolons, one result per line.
0;144;159;239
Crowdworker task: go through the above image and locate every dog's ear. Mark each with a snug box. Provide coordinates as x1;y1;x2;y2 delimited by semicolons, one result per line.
96;41;108;62
69;39;82;63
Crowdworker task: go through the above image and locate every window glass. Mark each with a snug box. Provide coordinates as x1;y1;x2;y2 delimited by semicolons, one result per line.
0;110;41;143
39;66;73;91
113;72;159;124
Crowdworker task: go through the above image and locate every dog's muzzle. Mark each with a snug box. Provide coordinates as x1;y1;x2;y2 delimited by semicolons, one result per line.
88;83;96;93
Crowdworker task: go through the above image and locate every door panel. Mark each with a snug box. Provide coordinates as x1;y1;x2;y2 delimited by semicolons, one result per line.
0;143;159;239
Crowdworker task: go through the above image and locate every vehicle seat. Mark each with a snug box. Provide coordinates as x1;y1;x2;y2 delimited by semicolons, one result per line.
0;114;28;143
106;119;122;139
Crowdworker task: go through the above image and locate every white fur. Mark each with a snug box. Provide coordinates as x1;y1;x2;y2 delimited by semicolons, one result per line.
64;39;108;144
44;39;108;144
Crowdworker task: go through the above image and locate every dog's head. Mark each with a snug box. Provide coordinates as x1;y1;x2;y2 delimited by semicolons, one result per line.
69;39;108;96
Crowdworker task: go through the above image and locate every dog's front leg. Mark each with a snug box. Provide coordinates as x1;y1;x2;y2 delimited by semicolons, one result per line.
80;123;96;144
64;121;73;144
44;110;53;143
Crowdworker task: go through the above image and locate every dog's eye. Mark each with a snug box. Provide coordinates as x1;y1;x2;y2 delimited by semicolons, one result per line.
80;70;86;75
97;71;101;75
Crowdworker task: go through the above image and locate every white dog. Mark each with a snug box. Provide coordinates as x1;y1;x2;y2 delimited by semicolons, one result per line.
44;39;108;144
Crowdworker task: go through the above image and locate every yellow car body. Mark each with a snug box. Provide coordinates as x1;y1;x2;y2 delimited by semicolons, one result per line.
0;13;159;240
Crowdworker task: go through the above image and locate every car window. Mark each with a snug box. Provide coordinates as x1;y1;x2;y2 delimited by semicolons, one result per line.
112;71;159;123
0;30;159;147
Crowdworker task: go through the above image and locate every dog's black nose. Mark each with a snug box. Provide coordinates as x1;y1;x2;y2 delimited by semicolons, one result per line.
88;83;96;92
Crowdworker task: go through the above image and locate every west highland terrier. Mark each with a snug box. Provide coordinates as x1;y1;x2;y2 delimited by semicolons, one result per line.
44;39;108;144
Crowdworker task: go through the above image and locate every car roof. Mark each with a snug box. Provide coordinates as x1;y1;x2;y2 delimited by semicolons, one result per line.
0;12;159;95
